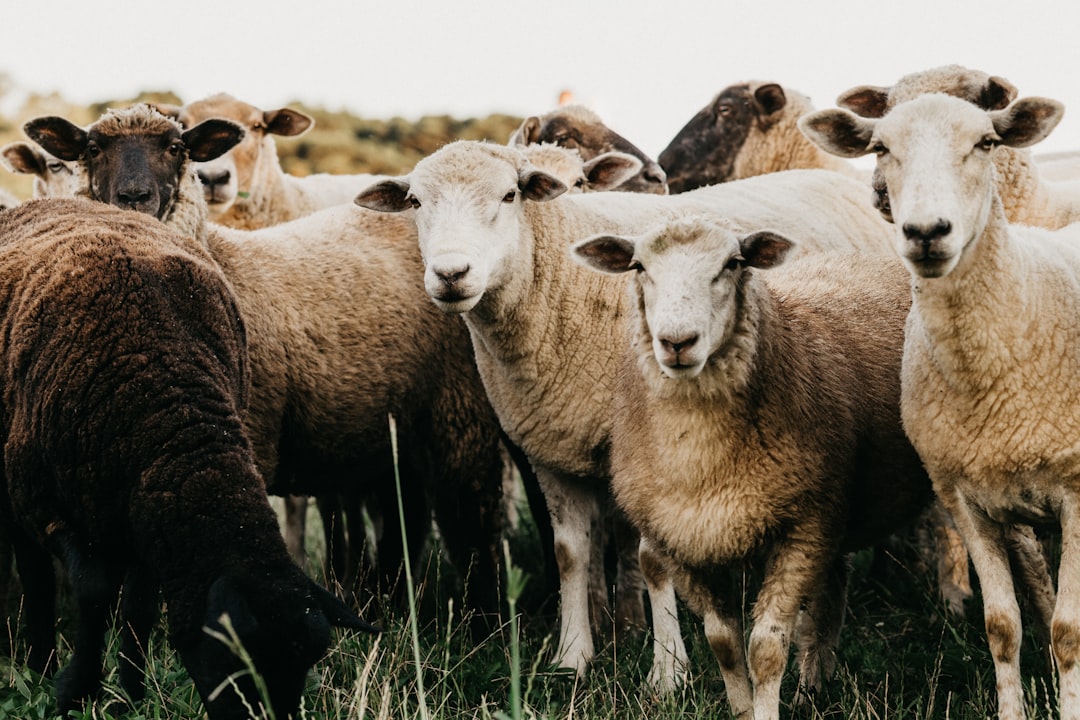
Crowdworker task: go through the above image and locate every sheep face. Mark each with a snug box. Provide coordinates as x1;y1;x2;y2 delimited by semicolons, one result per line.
573;217;792;378
659;82;786;194
24;105;243;222
800;94;1063;279
355;142;568;313
521;143;643;194
510;105;668;194
0;141;78;198
168;93;313;215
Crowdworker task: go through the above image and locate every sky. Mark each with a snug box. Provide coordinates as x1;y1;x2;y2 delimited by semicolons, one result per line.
4;1;1078;160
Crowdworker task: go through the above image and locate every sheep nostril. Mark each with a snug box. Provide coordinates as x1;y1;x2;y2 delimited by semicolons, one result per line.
660;334;699;355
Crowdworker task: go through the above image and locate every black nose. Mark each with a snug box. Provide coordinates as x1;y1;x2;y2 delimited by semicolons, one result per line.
902;219;952;243
435;265;469;286
198;168;230;188
117;187;152;208
660;333;699;355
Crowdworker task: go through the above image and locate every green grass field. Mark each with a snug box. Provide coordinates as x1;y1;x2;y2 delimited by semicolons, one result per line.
0;493;1060;720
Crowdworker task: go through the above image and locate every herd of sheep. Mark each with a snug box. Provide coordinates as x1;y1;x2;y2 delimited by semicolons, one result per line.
0;62;1076;720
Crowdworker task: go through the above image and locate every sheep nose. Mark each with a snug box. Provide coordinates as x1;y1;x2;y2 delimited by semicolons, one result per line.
435;264;470;287
644;162;667;187
117;187;153;208
198;168;230;188
902;219;952;243
660;333;699;355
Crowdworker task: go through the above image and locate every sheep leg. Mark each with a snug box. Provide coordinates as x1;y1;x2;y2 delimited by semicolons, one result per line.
612;506;646;635
639;537;688;693
749;527;834;720
536;466;598;675
946;490;1025;720
11;530;57;675
930;499;973;616
282;494;309;570
1053;504;1080;720
118;565;159;702
316;493;349;592
794;554;850;702
1005;524;1056;664
52;539;123;714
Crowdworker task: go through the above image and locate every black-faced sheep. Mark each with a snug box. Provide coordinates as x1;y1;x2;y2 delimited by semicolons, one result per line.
800;92;1079;720
658;81;866;194
0;197;375;718
355;139;898;678
572;217;931;719
25;105;510;636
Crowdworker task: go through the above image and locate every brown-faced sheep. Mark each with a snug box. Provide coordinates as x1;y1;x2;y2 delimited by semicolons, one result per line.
658;81;866;194
573;217;932;719
0;197;375;719
25;105;510;635
800;92;1079;720
509;103;668;194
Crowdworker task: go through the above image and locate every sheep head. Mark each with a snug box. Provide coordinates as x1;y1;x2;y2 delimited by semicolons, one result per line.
800;94;1063;278
0;141;78;198
25;105;243;226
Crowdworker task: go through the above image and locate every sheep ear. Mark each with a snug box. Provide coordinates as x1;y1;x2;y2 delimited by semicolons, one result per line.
798;109;877;159
572;234;638;274
307;578;380;633
979;76;1018;111
204;576;259;639
519;167;567;202
835;85;891;119
510;116;542;146
582;152;642;192
0;142;44;174
183;119;245;162
990;97;1064;149
150;103;182;121
24;116;88;162
264;107;313;138
355;178;413;212
739;231;793;269
753;83;787;117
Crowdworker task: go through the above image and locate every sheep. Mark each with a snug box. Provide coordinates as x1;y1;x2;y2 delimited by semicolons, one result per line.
0;196;376;718
508;103;669;194
25;105;510;635
354;139;899;678
835;64;1080;229
658;81;866;194
0;141;78;198
157;93;385;230
798;91;1080;720
572;215;931;720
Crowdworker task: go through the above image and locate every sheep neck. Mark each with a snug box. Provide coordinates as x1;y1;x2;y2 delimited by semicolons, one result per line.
993;146;1079;229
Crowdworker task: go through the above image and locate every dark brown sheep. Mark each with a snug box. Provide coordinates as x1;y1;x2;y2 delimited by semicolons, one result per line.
0;197;375;718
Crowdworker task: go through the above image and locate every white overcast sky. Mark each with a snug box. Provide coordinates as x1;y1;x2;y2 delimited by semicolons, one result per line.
4;1;1078;159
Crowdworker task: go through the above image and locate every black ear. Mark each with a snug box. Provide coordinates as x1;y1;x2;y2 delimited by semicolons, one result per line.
355;178;414;212
204;576;259;638
24;116;88;162
308;578;380;633
183;119;245;162
739;230;794;269
753;83;787;117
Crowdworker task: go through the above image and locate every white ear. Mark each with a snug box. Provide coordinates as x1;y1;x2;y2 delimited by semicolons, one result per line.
571;234;638;274
798;109;878;159
990;97;1065;149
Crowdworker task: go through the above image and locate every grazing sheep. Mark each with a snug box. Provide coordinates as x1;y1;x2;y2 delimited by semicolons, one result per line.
158;93;384;230
572;216;931;720
0;197;376;718
659;81;866;194
0;141;78;199
26;105;510;634
799;92;1079;720
836;64;1080;229
509;104;668;194
355;139;898;677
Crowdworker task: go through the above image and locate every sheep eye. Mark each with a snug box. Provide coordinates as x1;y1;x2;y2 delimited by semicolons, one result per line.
406;194;421;209
502;190;517;204
717;103;732;117
573;178;585;189
47;162;66;173
870;142;888;156
977;135;999;151
86;143;101;158
168;142;184;157
252;122;265;132
628;260;644;273
716;256;743;279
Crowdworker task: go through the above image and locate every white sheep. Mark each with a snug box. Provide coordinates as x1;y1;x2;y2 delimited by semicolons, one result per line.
354;139;898;678
659;80;866;194
572;216;931;720
836;64;1080;229
0;141;78;198
799;92;1080;720
0;187;17;210
157;93;384;230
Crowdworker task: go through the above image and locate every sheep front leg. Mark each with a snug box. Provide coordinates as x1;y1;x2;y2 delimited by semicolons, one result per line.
1053;501;1080;720
536;466;598;675
118;564;159;703
947;490;1025;720
639;537;688;693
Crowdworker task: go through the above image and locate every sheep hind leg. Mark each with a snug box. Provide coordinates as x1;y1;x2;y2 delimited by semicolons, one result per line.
640;538;688;694
612;507;646;636
793;555;850;705
11;531;57;675
1054;504;1080;720
52;537;123;714
1005;524;1056;672
118;564;159;703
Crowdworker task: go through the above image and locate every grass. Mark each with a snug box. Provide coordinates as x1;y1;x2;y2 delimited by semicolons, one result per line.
0;492;1061;720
